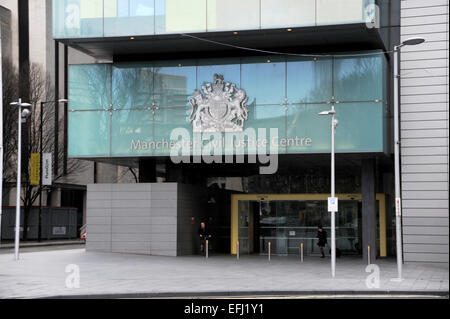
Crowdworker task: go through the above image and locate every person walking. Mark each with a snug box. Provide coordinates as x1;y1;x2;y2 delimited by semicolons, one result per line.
198;221;211;256
317;225;328;258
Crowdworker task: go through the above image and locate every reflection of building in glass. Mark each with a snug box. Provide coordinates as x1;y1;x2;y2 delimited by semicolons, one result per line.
153;72;188;107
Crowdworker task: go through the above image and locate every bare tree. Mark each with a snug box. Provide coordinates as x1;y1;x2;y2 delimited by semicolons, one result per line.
3;62;87;239
2;60;19;184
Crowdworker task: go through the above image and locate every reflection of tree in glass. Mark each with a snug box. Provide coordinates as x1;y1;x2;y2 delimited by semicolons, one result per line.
112;65;153;109
301;56;381;103
302;59;332;103
287;56;381;138
333;56;381;101
111;65;153;139
78;65;112;109
110;64;192;141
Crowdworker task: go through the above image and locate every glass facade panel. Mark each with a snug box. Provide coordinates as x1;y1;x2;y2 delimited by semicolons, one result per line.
207;0;259;32
53;0;104;38
69;64;111;110
316;0;365;25
154;0;165;33
80;0;104;37
286;102;385;153
241;57;286;105
246;105;287;154
68;110;110;157
153;62;197;107
153;107;191;156
54;0;375;38
334;54;384;102
111;109;154;156
156;0;207;34
335;102;384;152
104;0;155;36
261;0;315;29
112;63;153;109
286;104;330;153
53;0;69;38
287;57;332;103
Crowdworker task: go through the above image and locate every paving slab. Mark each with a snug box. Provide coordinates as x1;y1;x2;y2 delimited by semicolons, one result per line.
0;248;448;298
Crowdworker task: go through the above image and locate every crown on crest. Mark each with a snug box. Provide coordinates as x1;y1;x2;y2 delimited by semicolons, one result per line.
213;74;224;90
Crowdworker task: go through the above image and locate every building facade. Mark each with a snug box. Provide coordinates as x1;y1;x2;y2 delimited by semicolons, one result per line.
48;0;448;263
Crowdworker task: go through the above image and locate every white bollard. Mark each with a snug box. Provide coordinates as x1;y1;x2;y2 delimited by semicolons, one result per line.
268;242;271;261
206;240;209;259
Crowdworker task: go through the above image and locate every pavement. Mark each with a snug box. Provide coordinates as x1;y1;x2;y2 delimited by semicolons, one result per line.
0;239;85;254
0;243;85;255
0;247;448;299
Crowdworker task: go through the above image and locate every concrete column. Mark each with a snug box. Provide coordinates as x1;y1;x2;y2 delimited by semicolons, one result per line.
96;163;118;183
50;187;61;206
362;159;377;263
8;188;17;206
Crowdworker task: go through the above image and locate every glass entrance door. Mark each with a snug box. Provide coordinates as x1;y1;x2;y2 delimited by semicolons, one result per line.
238;200;260;254
259;200;288;255
237;198;361;256
238;200;250;254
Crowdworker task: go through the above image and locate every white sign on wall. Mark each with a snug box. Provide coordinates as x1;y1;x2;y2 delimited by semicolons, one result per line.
42;153;52;185
53;226;67;235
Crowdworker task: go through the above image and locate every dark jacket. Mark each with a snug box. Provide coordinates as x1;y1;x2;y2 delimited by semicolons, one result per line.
317;229;328;247
198;226;211;239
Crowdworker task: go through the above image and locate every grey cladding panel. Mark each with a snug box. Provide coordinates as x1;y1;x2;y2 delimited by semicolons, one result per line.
404;253;449;263
404;244;449;254
86;183;181;256
400;0;449;264
403;235;449;245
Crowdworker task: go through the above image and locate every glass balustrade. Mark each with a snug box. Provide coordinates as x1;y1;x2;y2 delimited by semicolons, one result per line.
53;0;376;38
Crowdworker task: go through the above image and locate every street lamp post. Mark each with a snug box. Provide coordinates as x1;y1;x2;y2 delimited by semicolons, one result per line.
319;103;338;278
9;98;31;260
393;37;425;280
38;99;67;242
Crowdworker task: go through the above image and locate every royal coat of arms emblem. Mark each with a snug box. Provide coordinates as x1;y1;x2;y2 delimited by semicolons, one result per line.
189;74;249;132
